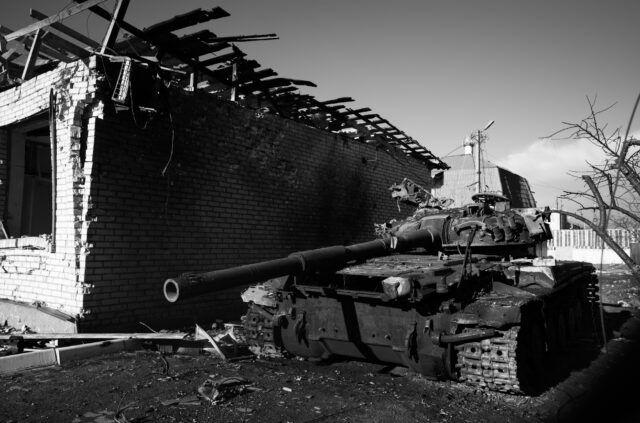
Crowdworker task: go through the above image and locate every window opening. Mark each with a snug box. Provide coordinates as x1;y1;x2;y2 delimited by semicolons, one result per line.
5;116;52;238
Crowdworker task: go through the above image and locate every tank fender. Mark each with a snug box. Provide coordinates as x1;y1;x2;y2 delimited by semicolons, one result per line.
462;298;528;328
505;265;557;289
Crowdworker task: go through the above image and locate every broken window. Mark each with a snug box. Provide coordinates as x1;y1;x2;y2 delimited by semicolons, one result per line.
4;115;52;238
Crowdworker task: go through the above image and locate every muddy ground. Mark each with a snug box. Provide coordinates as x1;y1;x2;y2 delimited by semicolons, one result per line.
1;269;638;423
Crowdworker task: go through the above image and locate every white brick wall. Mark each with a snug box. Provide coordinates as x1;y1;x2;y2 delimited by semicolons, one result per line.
0;58;100;319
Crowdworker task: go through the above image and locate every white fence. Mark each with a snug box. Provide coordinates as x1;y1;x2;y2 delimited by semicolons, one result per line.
548;229;637;249
547;229;637;264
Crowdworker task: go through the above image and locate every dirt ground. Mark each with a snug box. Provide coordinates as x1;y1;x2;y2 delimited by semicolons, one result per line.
1;351;540;423
1;268;638;423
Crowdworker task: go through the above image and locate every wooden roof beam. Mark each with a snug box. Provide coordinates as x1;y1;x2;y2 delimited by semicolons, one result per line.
269;86;298;96
236;68;277;83
345;107;371;115
348;108;423;157
321;97;354;105
21;28;44;80
187;31;279;44
208;59;260;81
6;0;109;42
239;78;292;94
0;25;71;63
30;8;100;49
177;31;276;57
100;0;130;54
200;50;246;67
73;1;237;89
142;7;230;35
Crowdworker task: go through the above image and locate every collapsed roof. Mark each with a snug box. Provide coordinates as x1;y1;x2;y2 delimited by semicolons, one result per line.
0;0;448;169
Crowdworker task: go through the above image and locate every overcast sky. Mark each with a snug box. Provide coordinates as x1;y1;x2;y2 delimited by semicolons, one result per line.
3;0;640;209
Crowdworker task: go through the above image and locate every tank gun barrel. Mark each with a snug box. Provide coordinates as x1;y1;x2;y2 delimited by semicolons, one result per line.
163;228;442;303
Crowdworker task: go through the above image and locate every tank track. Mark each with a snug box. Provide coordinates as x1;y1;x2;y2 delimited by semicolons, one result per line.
242;304;284;358
456;327;523;393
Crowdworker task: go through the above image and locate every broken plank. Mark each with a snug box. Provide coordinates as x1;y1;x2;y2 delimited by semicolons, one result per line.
101;0;130;54
30;8;101;49
158;30;229;57
6;0;109;42
177;30;278;46
287;78;317;87
22;28;45;80
0;348;57;375
269;86;298;96
76;1;237;88
142;7;230;36
194;33;278;44
208;60;260;81
0;332;188;341
0;25;71;63
55;339;140;364
237;68;277;83
322;97;354;105
357;113;380;120
239;78;291;94
200;50;246;67
345;107;372;115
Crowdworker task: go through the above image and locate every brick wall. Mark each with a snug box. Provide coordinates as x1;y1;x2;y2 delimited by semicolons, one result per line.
80;83;433;330
0;127;7;218
0;57;437;331
0;59;101;320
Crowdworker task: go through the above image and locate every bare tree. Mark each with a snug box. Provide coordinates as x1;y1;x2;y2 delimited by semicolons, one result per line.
547;94;640;281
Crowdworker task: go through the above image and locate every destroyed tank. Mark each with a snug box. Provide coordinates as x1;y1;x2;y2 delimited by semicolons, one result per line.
163;192;599;394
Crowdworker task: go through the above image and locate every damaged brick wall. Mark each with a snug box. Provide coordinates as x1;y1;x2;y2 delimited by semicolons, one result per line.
0;58;102;323
0;128;7;217
80;83;434;330
1;57;437;331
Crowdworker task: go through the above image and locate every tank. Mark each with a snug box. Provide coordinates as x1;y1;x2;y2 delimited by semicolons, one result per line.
163;192;599;394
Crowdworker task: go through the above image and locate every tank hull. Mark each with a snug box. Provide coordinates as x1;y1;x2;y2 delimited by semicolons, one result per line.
243;257;597;394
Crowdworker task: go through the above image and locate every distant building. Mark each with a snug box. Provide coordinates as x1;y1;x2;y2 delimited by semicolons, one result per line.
431;145;536;208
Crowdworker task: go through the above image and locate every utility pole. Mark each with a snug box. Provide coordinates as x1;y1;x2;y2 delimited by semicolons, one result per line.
475;129;482;194
472;120;494;194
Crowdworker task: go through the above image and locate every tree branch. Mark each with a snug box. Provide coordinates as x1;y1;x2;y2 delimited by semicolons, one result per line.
582;175;607;229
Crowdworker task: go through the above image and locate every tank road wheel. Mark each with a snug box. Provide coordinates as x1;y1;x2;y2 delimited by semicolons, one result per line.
242;304;283;358
456;328;521;393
